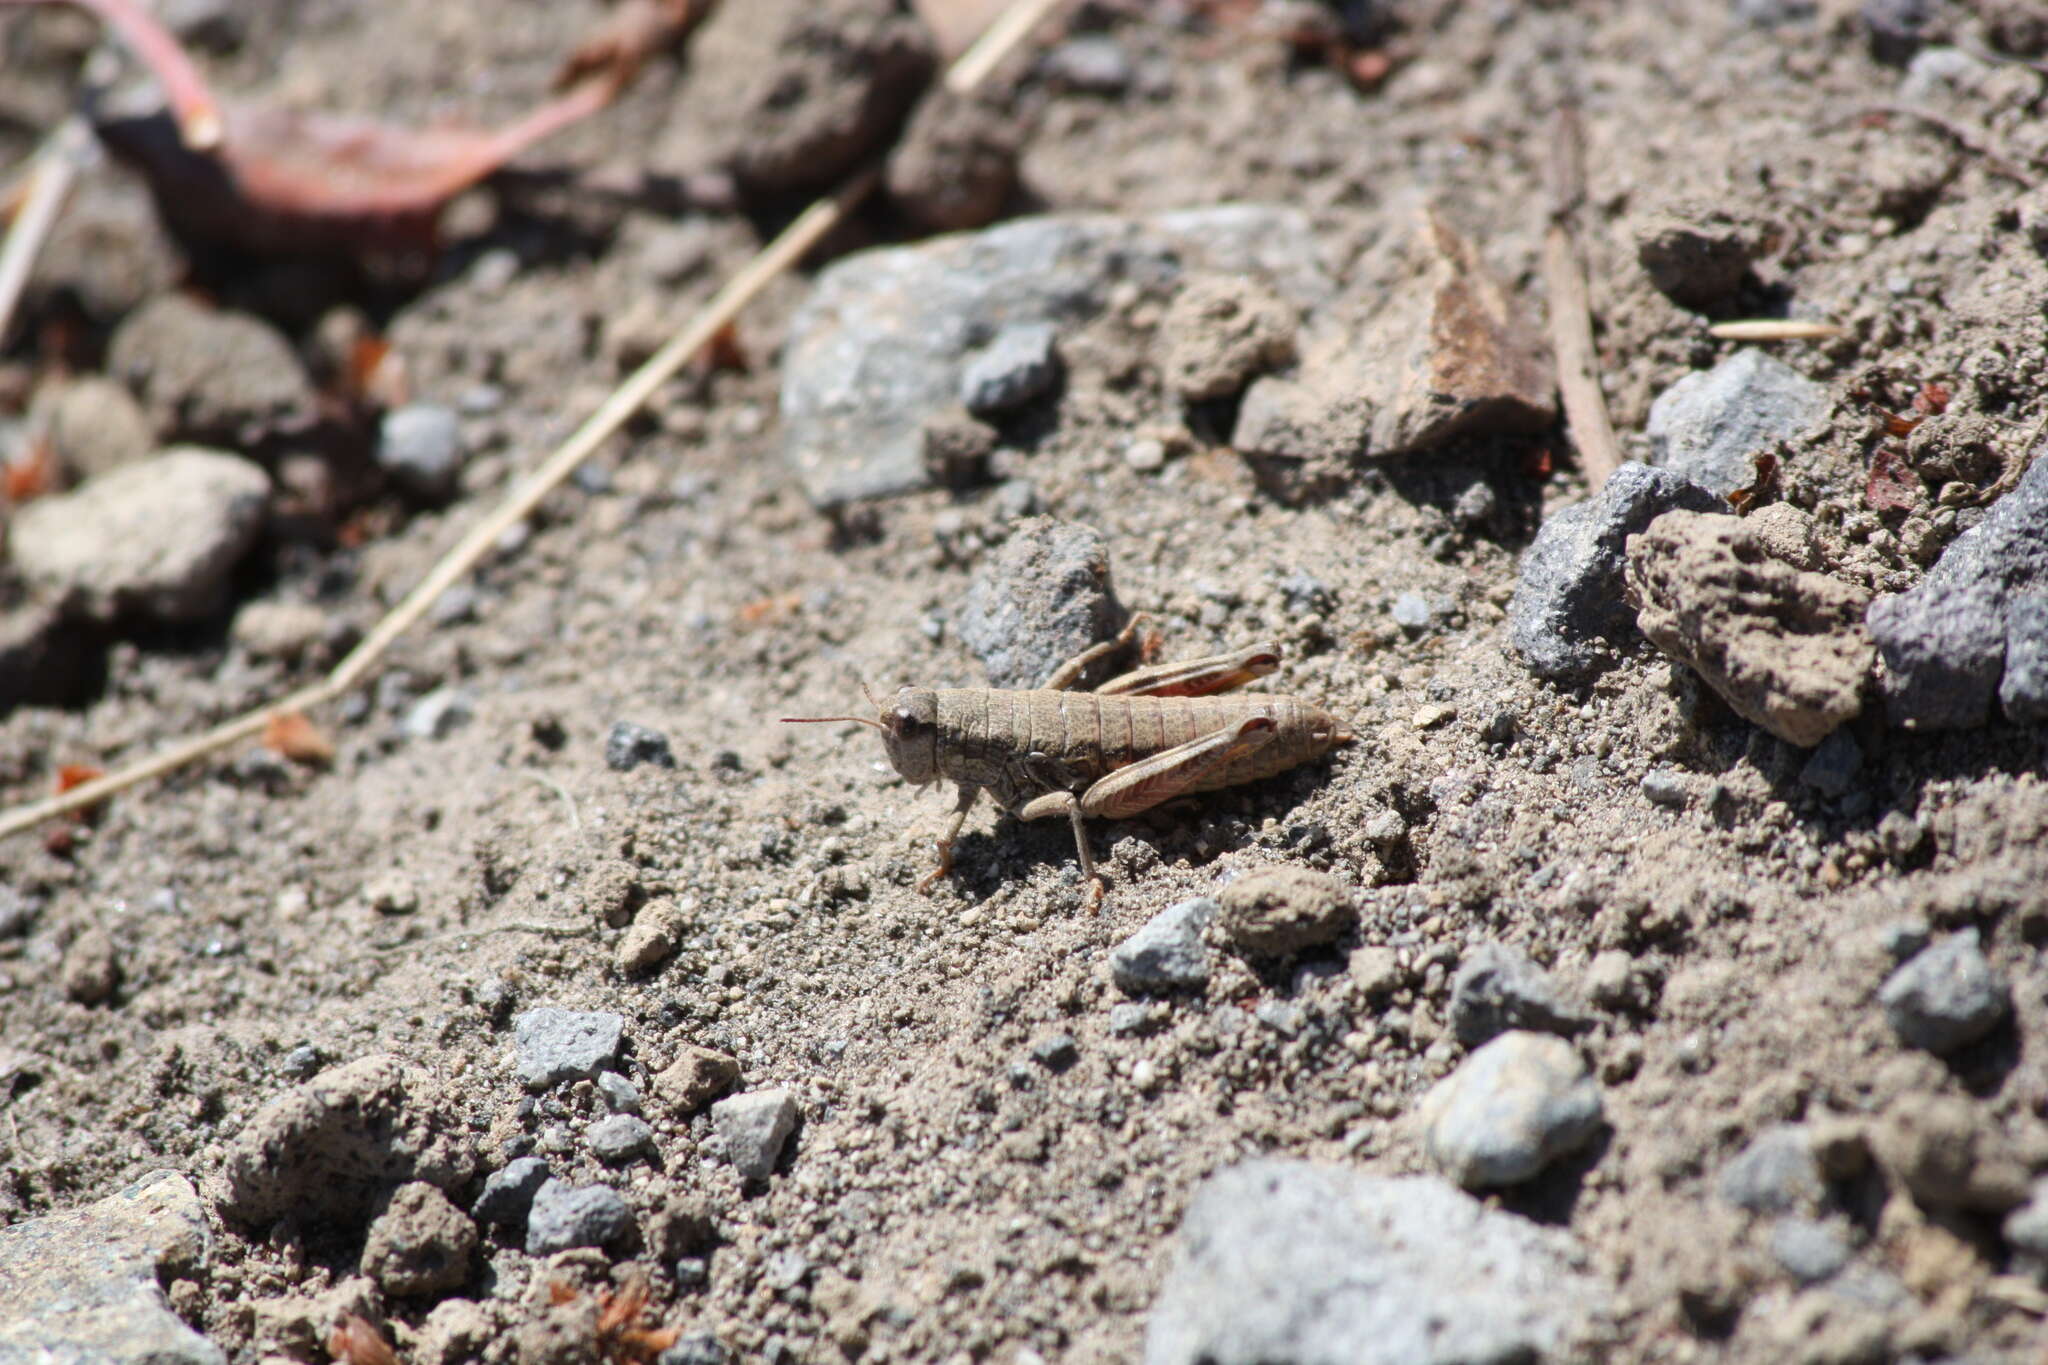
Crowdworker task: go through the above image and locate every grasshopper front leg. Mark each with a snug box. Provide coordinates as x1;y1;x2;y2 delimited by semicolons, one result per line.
917;783;982;894
1017;714;1279;908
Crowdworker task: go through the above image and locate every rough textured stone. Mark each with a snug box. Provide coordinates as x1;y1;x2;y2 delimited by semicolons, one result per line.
361;1182;475;1297
61;926;119;1005
587;1114;656;1165
1418;1031;1604;1189
1143;1159;1607;1365
0;1170;220;1364
106;293;311;444
524;1180;633;1255
1625;510;1873;746
779;207;1332;505
959;321;1060;416
957;517;1124;690
1771;1217;1852;1284
615;899;686;975
1160;275;1297;402
1217;867;1355;958
1508;462;1724;679
471;1156;550;1229
1646;350;1829;499
218;1053;474;1227
1110;897;1217;994
713;1088;799;1181
1448;942;1582;1046
11;447;270;624
653;1045;741;1117
1876;1094;2032;1213
1234;205;1552;477
1867;451;2048;729
514;1008;627;1091
1718;1126;1824;1215
1879;929;2011;1054
1631;201;1767;311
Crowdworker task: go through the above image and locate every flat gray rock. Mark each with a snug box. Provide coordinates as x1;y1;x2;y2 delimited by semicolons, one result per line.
779;207;1333;507
0;1170;222;1365
514;1007;627;1091
1508;462;1724;679
1418;1031;1605;1189
1646;349;1830;499
11;447;270;624
524;1180;632;1256
1867;452;2048;729
1143;1159;1608;1365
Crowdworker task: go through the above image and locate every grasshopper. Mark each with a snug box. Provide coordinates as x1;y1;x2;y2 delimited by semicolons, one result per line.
784;616;1351;905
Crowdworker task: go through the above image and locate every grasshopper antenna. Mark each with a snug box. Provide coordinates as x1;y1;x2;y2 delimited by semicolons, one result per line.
781;681;887;730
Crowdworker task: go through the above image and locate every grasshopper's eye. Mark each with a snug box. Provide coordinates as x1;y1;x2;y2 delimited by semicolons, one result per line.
891;708;929;737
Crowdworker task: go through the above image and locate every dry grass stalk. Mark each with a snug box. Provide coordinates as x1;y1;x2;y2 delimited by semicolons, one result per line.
1540;102;1622;490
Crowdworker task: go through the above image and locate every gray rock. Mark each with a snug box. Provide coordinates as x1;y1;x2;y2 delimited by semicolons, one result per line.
378;403;465;502
1110;897;1217;994
1108;1003;1155;1036
11;447;270;624
1417;1031;1604;1189
1867;453;2048;729
471;1156;550;1228
1508;462;1724;679
218;1053;475;1227
663;1333;730;1365
596;1071;643;1115
957;517;1124;690
588;1114;656;1165
1879;918;1931;962
106;293;311;444
606;721;676;772
1625;510;1873;747
514;1008;627;1091
712;1088;799;1181
1799;729;1863;798
778;208;1331;506
1879;929;2011;1054
1031;1034;1080;1071
1631;202;1765;311
1217;867;1355;958
360;1182;475;1297
1640;767;1692;808
960;321;1060;416
1143;1159;1607;1365
32;374;153;482
402;687;475;740
1448;943;1581;1046
1770;1217;1851;1284
1718;1126;1823;1215
524;1180;633;1255
1646;350;1829;500
0;1170;221;1365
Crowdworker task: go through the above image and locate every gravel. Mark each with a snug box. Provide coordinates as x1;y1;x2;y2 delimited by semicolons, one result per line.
712;1088;799;1181
959;321;1061;416
471;1156;550;1229
1417;1031;1605;1189
1448;942;1583;1046
377;403;465;503
1645;350;1830;499
1878;929;2011;1054
513;1008;627;1091
596;1071;643;1115
524;1180;633;1255
587;1113;656;1165
606;721;677;772
1143;1159;1608;1365
653;1045;741;1117
10;447;270;625
1109;897;1217;994
1507;462;1723;679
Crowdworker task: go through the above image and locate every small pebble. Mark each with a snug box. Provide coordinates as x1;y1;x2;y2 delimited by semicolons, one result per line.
1391;592;1433;631
1771;1217;1852;1284
363;871;419;916
403;688;475;740
1217;868;1355;958
587;1114;655;1165
1031;1034;1080;1072
378;403;465;502
1719;1126;1823;1215
605;720;676;772
524;1180;632;1255
663;1333;727;1365
1641;768;1691;808
1449;943;1582;1046
513;1008;627;1091
1107;1003;1154;1036
653;1045;741;1117
281;1044;323;1080
1109;897;1216;994
472;1156;550;1228
712;1089;799;1181
60;928;118;1005
1124;437;1167;473
361;1183;475;1297
1412;705;1454;731
1043;34;1133;93
1879;929;2011;1054
960;322;1061;416
1417;1031;1605;1189
596;1071;643;1115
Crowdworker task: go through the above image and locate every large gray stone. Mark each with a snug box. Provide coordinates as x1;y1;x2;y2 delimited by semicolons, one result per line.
1867;452;2048;729
1646;350;1830;499
1143;1159;1607;1365
779;207;1332;506
1508;462;1724;679
10;448;270;624
0;1170;222;1364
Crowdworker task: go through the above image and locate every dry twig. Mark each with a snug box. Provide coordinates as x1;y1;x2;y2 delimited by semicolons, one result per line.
0;0;1071;843
1541;102;1622;489
0;117;95;350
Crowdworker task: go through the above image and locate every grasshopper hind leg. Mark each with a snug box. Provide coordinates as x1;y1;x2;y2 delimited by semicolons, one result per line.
1015;789;1106;909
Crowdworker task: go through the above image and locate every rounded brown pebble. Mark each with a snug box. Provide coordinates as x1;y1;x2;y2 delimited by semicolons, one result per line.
1217;867;1356;958
61;927;118;1005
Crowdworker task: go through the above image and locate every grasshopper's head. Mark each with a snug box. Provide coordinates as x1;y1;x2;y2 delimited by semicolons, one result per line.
781;684;942;785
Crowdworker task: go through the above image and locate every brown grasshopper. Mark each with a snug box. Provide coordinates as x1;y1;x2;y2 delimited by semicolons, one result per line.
784;616;1351;905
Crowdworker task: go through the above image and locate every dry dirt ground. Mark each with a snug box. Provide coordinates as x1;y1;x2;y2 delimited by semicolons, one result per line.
4;1;2048;1362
